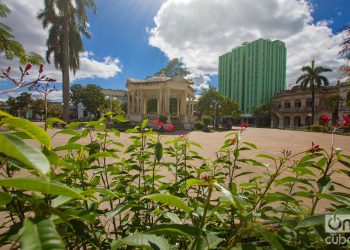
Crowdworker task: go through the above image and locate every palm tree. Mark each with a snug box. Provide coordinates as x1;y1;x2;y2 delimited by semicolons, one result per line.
0;1;43;64
38;0;96;121
296;60;332;125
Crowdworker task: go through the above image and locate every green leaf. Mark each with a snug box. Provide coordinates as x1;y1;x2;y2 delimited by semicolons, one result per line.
2;117;51;148
46;118;66;130
105;204;133;220
339;160;350;169
21;217;65;250
146;224;205;238
0;178;85;199
164;212;182;224
254;223;283;250
57;129;81;137
256;154;276;161
143;194;191;212
297;215;325;228
0;191;12;206
186;178;207;188
141;119;149;129
155;142;163;162
0;133;50;175
214;183;245;212
112;234;170;250
112;115;128;123
243;142;257;149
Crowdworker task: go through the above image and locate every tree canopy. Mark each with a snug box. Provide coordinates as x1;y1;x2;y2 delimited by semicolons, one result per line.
7;92;33;117
153;58;190;78
196;87;240;118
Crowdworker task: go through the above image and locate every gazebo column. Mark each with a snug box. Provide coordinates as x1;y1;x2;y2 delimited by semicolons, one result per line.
181;91;186;116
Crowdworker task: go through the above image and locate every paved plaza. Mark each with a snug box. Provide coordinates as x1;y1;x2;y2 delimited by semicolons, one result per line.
50;127;350;157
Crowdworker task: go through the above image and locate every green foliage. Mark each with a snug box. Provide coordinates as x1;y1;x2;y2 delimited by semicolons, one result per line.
194;121;205;130
202;115;213;127
31;99;46;118
7;92;32;117
70;84;106;118
159;115;168;123
21;218;65;250
252;102;271;127
153;58;190;78
196;87;241;118
1;111;350;249
309;125;327;133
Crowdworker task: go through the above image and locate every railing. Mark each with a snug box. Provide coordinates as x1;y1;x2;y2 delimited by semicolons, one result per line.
273;106;334;113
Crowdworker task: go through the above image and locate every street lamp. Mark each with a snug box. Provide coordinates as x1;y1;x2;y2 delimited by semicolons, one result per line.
210;101;221;129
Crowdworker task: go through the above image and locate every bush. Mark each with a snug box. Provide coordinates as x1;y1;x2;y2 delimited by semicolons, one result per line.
309;125;327;133
159;115;168;123
202;115;213;127
194;121;205;130
1;111;350;249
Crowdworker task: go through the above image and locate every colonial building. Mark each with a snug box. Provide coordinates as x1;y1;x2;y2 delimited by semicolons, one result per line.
126;76;195;129
271;83;350;128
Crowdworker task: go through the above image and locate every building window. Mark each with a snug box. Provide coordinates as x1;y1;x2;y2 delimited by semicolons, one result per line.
285;101;291;109
306;98;312;107
295;99;301;108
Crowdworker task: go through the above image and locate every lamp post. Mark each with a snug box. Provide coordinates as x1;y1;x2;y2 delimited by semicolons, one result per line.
210;101;221;129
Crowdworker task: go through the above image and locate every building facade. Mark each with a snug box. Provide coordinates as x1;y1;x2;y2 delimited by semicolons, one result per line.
126;76;195;129
219;38;286;114
271;83;350;128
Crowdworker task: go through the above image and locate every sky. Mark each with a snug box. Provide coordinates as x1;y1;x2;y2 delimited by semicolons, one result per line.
0;0;349;102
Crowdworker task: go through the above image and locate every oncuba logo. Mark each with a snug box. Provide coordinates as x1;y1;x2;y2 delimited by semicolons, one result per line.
325;214;350;233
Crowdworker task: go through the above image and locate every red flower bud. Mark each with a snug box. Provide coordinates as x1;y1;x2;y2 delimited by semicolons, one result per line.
39;64;44;74
153;119;159;125
24;63;32;72
308;142;320;153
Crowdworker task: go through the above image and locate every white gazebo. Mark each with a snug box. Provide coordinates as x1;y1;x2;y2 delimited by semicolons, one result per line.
126;76;195;129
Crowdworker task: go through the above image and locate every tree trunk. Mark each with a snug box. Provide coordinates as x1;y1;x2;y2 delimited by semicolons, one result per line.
44;96;48;131
311;79;315;125
62;16;70;122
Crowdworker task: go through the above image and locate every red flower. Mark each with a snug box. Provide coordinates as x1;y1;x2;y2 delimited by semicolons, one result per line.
159;122;165;127
320;115;330;121
240;121;249;128
39;64;44;74
24;63;32;73
167;123;174;131
230;137;237;145
153;119;159;125
342;115;350;127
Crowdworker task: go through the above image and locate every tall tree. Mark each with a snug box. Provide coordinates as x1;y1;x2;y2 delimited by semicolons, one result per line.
38;0;97;121
153;58;190;78
296;60;332;125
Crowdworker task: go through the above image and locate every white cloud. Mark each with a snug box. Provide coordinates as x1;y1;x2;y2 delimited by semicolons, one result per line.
186;72;210;90
149;0;345;88
0;0;122;83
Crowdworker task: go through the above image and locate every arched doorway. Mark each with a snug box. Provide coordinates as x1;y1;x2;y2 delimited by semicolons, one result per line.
284;116;290;127
305;116;311;126
294;116;301;127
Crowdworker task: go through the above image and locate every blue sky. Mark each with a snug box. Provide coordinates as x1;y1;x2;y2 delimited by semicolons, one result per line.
1;0;349;101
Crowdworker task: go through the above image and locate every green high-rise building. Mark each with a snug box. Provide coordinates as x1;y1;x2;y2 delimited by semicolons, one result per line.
218;38;286;114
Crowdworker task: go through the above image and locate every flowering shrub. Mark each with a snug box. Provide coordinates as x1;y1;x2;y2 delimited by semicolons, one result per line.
0;110;350;249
